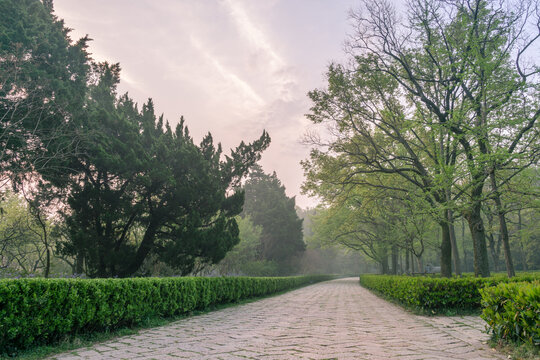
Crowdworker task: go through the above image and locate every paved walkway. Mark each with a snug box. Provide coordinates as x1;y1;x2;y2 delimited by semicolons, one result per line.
49;278;505;360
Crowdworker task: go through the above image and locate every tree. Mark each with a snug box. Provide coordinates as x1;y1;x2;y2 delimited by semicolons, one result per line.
49;63;270;277
370;0;538;277
309;201;393;274
304;0;540;277
305;180;438;275
242;166;305;273
0;0;89;187
297;207;367;275
0;192;53;276
497;166;540;270
303;58;457;276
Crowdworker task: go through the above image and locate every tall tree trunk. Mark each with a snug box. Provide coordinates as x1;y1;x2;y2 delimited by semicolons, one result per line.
97;236;108;278
465;202;491;277
461;218;469;272
45;248;50;278
381;254;389;274
405;248;410;274
75;253;84;274
489;172;515;277
447;209;461;275
485;204;503;272
487;231;500;271
517;209;528;271
391;245;398;275
40;215;50;278
439;220;452;277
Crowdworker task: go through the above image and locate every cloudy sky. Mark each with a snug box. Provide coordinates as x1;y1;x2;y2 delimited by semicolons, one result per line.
53;0;359;208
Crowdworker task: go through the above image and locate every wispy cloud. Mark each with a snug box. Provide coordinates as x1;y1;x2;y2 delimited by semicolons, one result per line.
222;0;285;69
189;35;265;107
120;69;145;93
221;0;297;102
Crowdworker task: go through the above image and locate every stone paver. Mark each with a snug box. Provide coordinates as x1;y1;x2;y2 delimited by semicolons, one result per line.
48;278;505;360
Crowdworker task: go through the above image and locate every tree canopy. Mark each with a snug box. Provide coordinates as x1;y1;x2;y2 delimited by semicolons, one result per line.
0;0;89;186
0;0;271;278
303;0;539;277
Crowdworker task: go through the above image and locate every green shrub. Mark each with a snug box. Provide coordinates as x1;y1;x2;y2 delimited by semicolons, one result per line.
480;281;540;346
0;275;334;354
359;273;540;312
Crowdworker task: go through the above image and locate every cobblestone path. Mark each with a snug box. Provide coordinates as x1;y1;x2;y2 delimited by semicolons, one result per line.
49;278;505;360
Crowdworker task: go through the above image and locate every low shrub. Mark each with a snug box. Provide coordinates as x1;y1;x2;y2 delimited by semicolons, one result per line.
480;281;539;346
0;274;334;354
358;273;540;313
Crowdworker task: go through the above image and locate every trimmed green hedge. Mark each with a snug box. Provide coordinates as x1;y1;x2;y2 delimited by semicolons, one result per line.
481;281;540;346
358;273;540;312
0;275;334;353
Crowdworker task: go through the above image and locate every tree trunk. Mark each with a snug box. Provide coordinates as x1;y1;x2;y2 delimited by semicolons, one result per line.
489;172;515;277
465;203;491;277
517;209;528;271
405;248;410;274
447;209;461;276
461;218;469;272
487;231;500;271
120;221;158;277
75;253;84;275
41;219;50;278
391;245;398;275
97;237;108;278
381;254;389;274
416;255;423;273
439;220;452;277
485;206;502;271
45;248;50;278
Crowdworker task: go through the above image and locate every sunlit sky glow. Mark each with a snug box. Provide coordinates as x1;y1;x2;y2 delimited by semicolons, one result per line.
53;0;360;208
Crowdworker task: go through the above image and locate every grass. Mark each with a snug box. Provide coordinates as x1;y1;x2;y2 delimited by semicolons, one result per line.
489;339;539;360
1;282;323;359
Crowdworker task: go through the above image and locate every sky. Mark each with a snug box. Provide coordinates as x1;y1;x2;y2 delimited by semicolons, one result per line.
53;0;360;209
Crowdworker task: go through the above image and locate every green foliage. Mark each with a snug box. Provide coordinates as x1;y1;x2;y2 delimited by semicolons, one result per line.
299;207;368;275
1;1;271;279
306;195;439;275
212;216;284;276
237;260;280;277
242;166;305;273
359;274;540;313
0;275;334;354
304;0;540;279
0;192;52;275
0;0;89;179
481;281;540;346
48;63;270;278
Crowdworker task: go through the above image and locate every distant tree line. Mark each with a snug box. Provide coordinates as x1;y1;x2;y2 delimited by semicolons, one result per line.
303;0;540;277
0;0;270;278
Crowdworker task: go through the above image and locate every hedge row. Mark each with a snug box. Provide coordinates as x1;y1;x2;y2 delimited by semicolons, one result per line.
0;275;334;353
480;281;540;346
358;273;540;312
